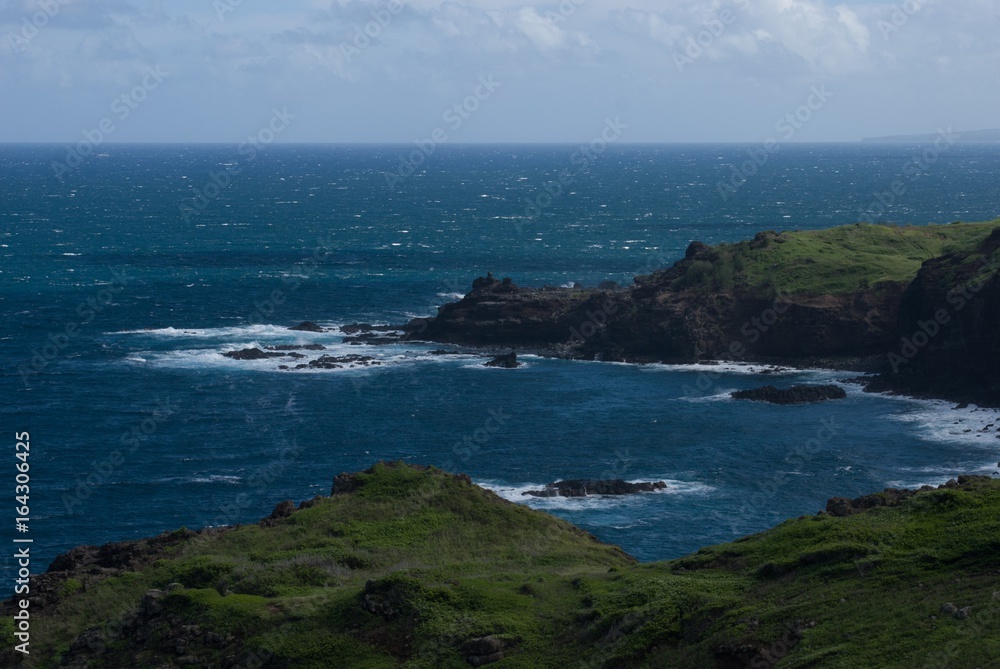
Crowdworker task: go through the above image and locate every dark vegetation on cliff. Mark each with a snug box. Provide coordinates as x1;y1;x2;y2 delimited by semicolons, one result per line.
405;220;1000;405
4;463;999;668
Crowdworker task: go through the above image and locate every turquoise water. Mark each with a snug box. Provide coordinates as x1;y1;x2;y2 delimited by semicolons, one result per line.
2;143;1000;581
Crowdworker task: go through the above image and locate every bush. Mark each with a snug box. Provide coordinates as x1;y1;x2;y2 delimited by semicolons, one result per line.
59;578;83;598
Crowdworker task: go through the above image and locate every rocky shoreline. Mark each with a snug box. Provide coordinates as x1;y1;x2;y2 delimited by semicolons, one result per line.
397;226;1000;407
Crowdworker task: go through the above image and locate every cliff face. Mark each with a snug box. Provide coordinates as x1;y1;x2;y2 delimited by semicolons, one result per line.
871;228;1000;404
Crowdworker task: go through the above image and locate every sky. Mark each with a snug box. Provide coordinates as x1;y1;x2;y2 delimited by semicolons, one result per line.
1;0;997;143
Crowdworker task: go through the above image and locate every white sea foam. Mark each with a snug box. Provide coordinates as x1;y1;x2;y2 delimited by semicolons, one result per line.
124;335;483;375
886;398;1000;448
460;359;533;371
648;361;858;379
477;478;713;511
110;324;337;339
676;389;738;403
885;463;992;489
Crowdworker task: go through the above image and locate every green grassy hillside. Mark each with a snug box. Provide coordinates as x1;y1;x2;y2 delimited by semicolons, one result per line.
658;221;1000;296
4;463;999;668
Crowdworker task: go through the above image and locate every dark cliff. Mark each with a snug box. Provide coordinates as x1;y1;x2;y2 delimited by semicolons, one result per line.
868;227;1000;404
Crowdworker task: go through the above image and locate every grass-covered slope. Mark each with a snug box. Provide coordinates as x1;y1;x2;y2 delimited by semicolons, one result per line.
651;220;999;296
4;464;1000;668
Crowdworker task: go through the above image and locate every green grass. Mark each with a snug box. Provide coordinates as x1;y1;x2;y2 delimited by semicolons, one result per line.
7;463;1000;668
659;221;1000;296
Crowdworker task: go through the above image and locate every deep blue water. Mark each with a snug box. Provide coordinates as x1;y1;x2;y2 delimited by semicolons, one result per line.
3;143;1000;585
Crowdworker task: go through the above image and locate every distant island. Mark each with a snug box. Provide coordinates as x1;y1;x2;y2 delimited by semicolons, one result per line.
4;462;998;667
861;128;1000;143
405;220;1000;407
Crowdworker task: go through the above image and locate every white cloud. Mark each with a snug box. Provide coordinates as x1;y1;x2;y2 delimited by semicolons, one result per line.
1;0;999;141
513;7;565;51
835;4;869;54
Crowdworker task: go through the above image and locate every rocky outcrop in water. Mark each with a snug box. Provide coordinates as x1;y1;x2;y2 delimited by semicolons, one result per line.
523;479;667;497
297;354;381;370
265;344;327;351
222;347;286;360
731;384;847;405
484;351;520;368
289;321;325;332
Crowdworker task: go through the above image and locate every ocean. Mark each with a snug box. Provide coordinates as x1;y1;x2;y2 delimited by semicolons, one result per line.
3;142;1000;582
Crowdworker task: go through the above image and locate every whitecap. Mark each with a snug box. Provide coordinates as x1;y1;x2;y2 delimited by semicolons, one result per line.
153;474;243;485
676;389;737;403
109;324;341;340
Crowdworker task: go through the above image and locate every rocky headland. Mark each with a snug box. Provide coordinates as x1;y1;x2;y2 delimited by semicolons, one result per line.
403;221;1000;406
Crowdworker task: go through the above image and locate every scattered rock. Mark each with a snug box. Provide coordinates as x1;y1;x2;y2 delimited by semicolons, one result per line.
826;488;915;517
523;479;666;498
731;384;847;405
484;351;520;368
289;321;324;332
332;472;361;495
222;348;286;360
462;635;507;666
268;500;295;520
69;626;106;654
298;496;323;510
265;344;326;351
956;606;972;620
472;273;501;292
360;578;415;621
303;354;381;370
685;241;713;258
140;589;165;615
